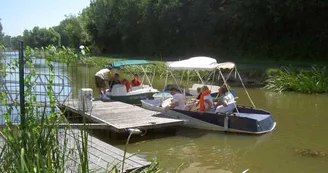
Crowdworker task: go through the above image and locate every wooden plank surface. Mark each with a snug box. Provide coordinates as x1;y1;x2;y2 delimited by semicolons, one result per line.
63;129;151;172
59;100;183;132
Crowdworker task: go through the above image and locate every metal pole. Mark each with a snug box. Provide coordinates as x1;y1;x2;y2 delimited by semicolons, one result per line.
19;41;25;130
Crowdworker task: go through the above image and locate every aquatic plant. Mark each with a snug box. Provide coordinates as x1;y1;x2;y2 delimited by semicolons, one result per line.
294;148;326;157
264;66;328;94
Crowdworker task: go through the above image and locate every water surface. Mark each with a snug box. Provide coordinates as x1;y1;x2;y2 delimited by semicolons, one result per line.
1;53;328;172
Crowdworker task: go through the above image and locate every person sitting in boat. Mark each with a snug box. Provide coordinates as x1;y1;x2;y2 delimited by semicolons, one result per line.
199;86;214;112
184;87;202;111
214;85;235;107
167;87;186;110
121;79;131;92
109;73;121;91
131;74;142;87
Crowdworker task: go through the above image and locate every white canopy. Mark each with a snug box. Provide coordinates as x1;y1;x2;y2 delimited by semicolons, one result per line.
217;62;235;69
167;56;219;71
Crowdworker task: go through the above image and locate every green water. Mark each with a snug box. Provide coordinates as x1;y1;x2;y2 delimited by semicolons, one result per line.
73;66;328;172
112;88;328;173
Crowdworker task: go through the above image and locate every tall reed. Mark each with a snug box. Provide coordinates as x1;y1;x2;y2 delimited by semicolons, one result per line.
264;66;328;93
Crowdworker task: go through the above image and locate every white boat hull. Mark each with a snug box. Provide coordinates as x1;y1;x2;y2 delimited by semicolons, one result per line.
141;99;276;134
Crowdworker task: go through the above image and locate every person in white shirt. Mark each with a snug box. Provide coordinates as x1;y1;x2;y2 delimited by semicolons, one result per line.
95;68;111;96
168;87;186;110
214;85;235;107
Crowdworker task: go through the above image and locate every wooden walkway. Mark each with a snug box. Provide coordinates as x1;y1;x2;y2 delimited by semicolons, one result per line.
0;129;151;172
64;129;151;172
59;100;184;133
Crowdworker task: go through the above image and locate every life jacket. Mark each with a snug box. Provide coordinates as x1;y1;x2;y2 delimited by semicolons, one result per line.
199;89;211;111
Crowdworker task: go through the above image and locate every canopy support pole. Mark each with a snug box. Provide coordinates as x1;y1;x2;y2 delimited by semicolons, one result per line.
219;69;239;113
170;71;183;93
164;70;169;90
195;71;204;85
235;67;256;108
141;66;152;87
187;70;190;87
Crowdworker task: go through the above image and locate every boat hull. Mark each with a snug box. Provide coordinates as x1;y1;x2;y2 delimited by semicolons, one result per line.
109;92;158;105
141;100;276;134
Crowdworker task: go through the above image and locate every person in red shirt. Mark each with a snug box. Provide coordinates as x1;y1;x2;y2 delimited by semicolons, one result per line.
121;79;131;92
131;74;141;87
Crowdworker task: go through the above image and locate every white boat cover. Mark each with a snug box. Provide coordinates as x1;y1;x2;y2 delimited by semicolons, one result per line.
217;62;235;69
167;56;219;71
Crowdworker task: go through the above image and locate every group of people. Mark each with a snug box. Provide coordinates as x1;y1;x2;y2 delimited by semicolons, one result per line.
167;84;235;112
94;68;142;96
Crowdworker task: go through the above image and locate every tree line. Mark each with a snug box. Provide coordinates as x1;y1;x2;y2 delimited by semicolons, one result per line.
1;0;328;60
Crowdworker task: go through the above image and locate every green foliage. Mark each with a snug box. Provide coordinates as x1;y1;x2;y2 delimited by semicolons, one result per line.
72;0;328;60
30;45;93;66
0;18;4;43
0;46;68;172
23;27;61;48
6;0;328;60
0;35;22;50
53;15;90;49
264;66;328;93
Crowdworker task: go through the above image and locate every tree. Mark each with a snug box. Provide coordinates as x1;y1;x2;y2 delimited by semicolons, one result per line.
54;15;89;48
0;18;4;44
23;27;60;48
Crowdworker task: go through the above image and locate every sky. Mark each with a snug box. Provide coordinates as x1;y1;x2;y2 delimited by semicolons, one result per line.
0;0;91;36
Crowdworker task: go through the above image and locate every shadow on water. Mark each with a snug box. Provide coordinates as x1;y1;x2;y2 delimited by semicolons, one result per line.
90;125;273;146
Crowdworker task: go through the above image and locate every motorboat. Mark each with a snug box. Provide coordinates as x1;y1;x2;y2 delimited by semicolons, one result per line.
141;59;276;134
105;60;159;104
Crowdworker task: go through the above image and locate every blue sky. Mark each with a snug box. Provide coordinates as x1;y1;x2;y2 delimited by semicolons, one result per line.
0;0;91;36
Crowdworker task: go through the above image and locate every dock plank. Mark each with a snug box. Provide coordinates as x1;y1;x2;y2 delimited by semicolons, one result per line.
59;100;183;132
63;129;150;172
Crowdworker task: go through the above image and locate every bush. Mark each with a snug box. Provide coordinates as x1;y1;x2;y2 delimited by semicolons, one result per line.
264;66;328;94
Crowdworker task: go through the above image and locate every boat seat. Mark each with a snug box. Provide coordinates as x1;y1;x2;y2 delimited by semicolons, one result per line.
111;84;127;96
131;86;143;91
215;101;236;113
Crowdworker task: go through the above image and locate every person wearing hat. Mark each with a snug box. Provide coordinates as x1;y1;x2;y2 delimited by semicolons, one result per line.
168;87;186;110
95;68;111;96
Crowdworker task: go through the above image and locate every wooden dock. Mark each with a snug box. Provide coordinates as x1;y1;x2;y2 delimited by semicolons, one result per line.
58;100;184;133
63;129;151;172
0;128;151;172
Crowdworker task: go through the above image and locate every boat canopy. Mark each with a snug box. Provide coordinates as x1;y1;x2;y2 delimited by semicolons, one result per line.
111;60;153;68
217;62;235;69
167;56;219;71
